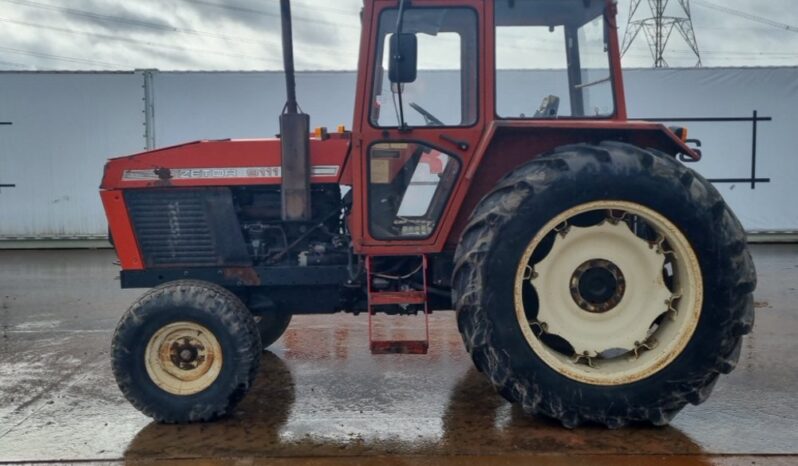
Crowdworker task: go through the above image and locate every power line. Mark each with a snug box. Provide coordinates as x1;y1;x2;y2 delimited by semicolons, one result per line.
0;45;128;67
0;17;286;65
0;60;28;68
292;0;357;16
183;0;356;17
692;0;798;33
701;26;797;32
676;50;798;57
0;14;357;70
3;0;793;70
0;0;266;45
180;0;358;27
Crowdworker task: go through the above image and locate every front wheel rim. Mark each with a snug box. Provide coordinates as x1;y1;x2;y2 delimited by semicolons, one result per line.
514;200;703;386
145;321;223;395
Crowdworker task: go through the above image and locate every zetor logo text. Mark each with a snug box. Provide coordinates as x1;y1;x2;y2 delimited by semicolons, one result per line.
170;167;282;179
176;168;240;179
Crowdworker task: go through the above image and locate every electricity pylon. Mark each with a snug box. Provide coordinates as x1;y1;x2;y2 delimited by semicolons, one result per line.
622;0;702;68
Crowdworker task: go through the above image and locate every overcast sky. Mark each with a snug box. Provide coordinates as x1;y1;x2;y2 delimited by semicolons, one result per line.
0;0;796;71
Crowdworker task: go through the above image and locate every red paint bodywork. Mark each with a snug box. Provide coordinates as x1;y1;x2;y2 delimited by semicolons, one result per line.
101;0;699;271
101;136;351;270
101;190;143;270
101;136;351;190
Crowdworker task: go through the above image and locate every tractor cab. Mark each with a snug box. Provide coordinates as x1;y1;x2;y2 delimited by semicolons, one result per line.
352;0;624;253
370;0;616;125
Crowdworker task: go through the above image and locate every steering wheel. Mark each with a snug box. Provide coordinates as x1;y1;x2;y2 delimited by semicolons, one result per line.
409;102;445;126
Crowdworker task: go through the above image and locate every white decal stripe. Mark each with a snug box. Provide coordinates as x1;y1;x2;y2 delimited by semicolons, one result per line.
311;165;340;176
122;165;339;181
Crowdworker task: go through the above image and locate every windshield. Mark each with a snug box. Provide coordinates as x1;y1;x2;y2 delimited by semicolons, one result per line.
495;0;615;118
370;7;478;128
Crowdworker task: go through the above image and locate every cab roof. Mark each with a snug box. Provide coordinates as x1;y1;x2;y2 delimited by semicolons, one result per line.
496;0;606;28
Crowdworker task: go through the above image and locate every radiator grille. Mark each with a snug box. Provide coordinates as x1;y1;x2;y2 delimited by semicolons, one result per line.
125;188;250;267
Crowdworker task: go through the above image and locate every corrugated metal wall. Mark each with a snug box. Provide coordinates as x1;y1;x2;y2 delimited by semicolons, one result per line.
624;67;797;234
0;72;145;240
0;68;796;241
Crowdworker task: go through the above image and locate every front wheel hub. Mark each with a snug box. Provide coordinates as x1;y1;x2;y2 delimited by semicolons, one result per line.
145;321;223;395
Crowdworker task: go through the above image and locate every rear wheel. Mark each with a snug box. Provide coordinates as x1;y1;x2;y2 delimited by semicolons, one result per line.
112;280;261;423
255;311;292;350
453;142;755;428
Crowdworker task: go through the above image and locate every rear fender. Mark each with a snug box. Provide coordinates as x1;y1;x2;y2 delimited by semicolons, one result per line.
444;121;699;249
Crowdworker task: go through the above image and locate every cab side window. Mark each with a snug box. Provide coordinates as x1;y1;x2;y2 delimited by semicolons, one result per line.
368;142;460;239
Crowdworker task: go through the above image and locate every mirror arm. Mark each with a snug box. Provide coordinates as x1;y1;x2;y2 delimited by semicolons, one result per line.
395;0;411;131
396;0;411;31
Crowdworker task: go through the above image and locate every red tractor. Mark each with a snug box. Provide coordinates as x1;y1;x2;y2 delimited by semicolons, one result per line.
101;0;755;428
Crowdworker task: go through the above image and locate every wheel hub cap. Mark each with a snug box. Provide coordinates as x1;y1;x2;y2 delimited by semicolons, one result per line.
170;337;206;370
145;321;223;396
533;221;672;358
570;259;625;313
514;201;703;386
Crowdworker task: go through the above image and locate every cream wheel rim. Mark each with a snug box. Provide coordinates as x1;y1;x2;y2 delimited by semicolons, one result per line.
514;201;703;386
145;321;223;395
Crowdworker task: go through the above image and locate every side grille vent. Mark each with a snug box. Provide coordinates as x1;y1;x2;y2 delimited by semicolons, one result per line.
125;188;250;268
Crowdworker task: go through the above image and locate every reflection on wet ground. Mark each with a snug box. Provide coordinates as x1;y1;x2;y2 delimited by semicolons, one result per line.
0;246;797;465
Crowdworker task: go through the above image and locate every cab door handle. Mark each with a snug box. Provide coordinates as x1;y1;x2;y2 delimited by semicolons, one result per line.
439;134;469;151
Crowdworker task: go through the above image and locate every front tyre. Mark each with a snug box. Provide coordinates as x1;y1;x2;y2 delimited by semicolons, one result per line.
111;280;261;423
453;142;756;428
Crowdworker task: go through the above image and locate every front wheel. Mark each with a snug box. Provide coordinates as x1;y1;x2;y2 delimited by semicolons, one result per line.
111;280;262;423
453;142;756;428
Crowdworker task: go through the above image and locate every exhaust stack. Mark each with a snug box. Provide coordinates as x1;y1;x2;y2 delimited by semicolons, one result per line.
279;0;312;222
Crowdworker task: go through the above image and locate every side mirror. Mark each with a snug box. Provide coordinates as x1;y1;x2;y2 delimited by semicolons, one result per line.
388;33;417;84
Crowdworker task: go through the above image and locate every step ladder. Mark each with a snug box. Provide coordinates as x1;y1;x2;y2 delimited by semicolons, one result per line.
366;255;430;355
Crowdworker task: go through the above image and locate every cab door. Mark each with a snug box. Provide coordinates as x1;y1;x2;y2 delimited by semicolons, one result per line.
351;0;485;254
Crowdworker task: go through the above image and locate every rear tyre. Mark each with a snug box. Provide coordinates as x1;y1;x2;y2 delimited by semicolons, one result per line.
111;280;262;423
453;142;756;428
255;311;292;350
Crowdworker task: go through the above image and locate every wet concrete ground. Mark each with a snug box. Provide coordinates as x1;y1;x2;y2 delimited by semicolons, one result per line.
0;245;796;465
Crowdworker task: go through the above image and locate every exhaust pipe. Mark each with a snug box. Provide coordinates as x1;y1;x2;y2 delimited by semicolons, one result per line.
279;0;312;222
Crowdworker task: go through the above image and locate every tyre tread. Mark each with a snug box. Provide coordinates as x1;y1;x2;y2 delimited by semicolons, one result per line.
453;142;756;428
111;280;261;423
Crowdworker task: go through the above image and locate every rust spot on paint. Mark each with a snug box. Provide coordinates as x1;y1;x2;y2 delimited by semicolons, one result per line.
223;267;261;286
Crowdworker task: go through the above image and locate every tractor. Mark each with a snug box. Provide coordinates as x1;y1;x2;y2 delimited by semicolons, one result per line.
101;0;755;428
